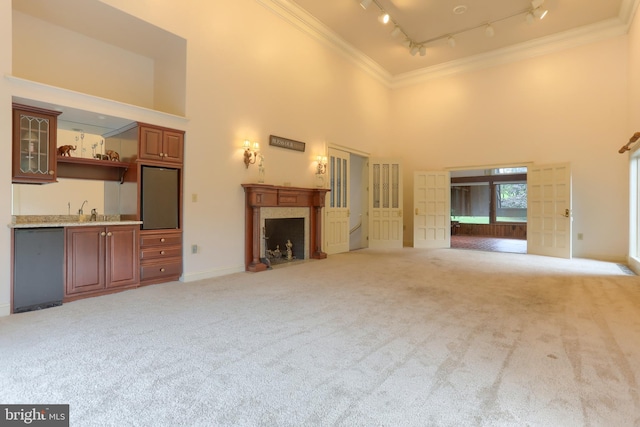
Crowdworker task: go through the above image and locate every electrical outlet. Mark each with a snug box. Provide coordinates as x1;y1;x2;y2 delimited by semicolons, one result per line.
577;233;583;240
191;244;198;254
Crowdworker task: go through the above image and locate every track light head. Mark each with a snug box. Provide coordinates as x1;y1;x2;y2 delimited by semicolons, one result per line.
485;24;495;38
447;36;456;48
410;44;419;56
531;0;544;8
419;45;426;56
379;11;390;24
359;0;373;10
533;7;548;19
390;25;401;37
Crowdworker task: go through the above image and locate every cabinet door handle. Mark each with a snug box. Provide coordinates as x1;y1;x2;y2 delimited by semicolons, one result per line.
160;238;166;242
159;152;164;157
160;268;166;272
160;250;165;255
101;232;106;236
107;232;112;237
48;170;54;175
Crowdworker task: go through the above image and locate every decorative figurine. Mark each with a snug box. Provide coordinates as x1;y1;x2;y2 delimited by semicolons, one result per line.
105;150;120;161
57;145;77;156
286;239;293;260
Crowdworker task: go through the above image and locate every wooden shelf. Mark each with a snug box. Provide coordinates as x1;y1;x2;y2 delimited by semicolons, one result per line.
57;156;131;182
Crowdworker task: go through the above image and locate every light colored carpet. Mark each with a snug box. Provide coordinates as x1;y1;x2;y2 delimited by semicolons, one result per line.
1;248;640;426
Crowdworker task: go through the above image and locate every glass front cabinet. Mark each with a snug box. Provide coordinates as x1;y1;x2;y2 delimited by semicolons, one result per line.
12;104;61;184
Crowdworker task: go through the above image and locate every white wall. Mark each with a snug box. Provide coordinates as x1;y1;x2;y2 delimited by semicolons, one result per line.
627;3;640;272
630;5;640;136
391;37;630;261
0;0;13;316
12;11;155;109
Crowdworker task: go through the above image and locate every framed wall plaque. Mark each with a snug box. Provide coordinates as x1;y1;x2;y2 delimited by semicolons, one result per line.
269;135;305;152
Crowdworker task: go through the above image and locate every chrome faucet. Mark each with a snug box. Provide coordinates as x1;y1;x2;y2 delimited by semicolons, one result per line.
78;200;88;215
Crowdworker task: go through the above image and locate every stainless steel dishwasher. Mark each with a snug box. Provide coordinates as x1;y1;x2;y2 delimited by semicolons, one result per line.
13;227;65;313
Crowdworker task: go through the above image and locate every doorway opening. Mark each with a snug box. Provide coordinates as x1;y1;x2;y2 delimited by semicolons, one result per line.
349;153;367;251
450;166;528;254
324;146;369;255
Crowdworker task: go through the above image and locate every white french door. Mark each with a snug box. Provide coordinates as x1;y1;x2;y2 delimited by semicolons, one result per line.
414;171;451;249
369;158;403;249
527;163;572;258
325;148;350;255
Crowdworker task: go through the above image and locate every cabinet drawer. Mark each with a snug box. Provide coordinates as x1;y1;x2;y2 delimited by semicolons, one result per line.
140;245;182;260
140;234;182;247
140;259;182;281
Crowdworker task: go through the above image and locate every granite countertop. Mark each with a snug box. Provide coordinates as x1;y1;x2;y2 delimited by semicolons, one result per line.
9;215;143;229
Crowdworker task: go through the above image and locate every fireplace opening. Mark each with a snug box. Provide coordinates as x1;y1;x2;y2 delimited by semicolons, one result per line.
265;218;304;264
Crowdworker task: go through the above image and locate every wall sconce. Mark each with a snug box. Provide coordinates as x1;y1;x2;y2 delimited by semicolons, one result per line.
316;155;328;174
243;140;260;168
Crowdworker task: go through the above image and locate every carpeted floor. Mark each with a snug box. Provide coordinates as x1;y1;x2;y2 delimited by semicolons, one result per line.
1;248;640;426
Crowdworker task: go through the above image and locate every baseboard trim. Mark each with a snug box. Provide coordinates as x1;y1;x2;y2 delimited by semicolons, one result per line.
181;265;245;282
0;303;11;317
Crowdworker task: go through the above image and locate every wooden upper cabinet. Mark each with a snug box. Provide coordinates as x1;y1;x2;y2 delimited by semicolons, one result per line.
163;130;184;163
12;104;61;184
139;125;184;164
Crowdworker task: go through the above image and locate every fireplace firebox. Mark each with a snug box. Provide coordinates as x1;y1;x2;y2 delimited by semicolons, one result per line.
265;218;304;263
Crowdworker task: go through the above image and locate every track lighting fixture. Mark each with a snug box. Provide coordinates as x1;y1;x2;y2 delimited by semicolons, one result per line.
356;0;549;58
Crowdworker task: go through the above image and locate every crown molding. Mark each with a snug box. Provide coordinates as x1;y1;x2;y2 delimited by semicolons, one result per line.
257;0;640;90
255;0;392;86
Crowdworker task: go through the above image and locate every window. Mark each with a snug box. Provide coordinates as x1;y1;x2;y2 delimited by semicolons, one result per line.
451;168;527;224
451;183;490;224
496;183;527;222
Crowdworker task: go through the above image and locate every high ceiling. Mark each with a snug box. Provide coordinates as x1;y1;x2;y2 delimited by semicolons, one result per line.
288;0;634;77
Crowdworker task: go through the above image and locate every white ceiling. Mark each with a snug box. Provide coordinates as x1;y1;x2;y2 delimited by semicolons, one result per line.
286;0;636;77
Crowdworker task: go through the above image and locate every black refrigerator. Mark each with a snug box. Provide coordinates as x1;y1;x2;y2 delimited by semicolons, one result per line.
13;228;64;313
141;166;180;230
